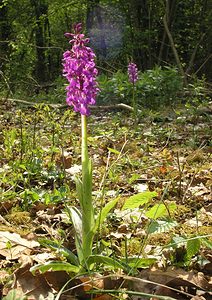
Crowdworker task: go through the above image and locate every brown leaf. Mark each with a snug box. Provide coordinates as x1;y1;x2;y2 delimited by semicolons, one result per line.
44;271;70;291
0;231;39;260
12;263;53;300
132;267;212;300
60;296;78;300
55;151;72;169
0;200;14;214
69;275;114;300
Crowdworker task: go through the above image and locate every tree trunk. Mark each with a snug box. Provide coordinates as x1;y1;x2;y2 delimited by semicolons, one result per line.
158;0;178;65
0;1;11;70
31;0;49;84
162;0;187;84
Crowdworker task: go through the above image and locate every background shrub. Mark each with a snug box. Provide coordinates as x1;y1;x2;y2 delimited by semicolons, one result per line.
97;66;183;108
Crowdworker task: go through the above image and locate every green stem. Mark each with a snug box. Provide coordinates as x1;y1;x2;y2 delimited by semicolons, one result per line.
51;123;55;163
81;115;94;261
20;111;23;162
132;83;137;124
31;111;37;161
81;115;88;167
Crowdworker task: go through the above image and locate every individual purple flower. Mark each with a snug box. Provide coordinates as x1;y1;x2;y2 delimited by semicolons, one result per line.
128;62;138;84
62;23;99;115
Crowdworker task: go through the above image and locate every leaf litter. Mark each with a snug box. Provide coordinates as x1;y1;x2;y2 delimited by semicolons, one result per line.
0;104;211;299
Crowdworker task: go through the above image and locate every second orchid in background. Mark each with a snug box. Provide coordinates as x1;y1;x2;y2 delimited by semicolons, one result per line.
128;62;138;84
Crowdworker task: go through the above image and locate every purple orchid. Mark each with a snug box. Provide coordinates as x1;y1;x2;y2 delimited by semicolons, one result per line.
62;23;99;115
128;62;138;84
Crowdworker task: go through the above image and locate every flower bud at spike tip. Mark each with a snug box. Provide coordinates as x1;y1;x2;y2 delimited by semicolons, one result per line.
62;23;99;115
128;62;138;84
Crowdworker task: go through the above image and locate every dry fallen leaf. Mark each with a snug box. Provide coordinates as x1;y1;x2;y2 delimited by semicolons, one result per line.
11;263;54;300
0;200;14;215
131;266;212;300
3;260;74;299
0;231;39;260
69;274;115;300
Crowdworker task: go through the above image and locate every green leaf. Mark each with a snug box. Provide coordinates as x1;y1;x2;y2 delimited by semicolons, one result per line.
128;173;140;184
201;237;212;249
38;239;79;265
107;147;120;155
75;176;83;206
145;202;176;220
164;236;186;251
147;219;178;234
30;261;80;275
94;198;118;233
68;207;82;240
31;191;40;201
186;238;200;262
87;255;129;272
2;289;27;300
121;257;156;268
122;191;157;210
65;206;84;262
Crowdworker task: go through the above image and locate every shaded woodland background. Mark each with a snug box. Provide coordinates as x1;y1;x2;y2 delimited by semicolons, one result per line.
0;0;211;99
0;2;212;299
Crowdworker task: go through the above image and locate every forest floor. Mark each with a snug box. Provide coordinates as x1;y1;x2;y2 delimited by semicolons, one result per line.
0;100;212;300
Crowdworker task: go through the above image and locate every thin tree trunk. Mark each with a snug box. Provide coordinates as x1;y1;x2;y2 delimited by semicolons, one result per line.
0;1;11;69
163;1;187;84
186;33;206;75
31;0;48;84
158;0;177;65
45;17;52;81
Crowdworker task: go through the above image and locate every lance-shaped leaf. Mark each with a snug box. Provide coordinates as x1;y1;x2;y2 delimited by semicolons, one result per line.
67;206;84;263
30;261;80;274
75;176;83;207
38;238;79;265
68;206;82;240
86;255;130;272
